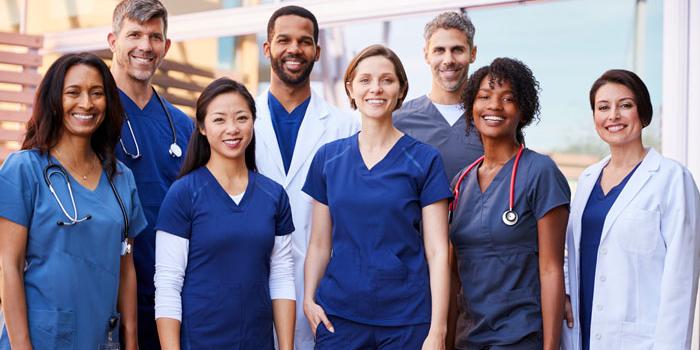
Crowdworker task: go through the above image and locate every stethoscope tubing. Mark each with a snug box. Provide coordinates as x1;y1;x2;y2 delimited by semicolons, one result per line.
120;87;179;159
44;154;129;242
449;144;525;225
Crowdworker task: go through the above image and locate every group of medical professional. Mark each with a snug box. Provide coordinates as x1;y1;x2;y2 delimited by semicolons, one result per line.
0;0;699;349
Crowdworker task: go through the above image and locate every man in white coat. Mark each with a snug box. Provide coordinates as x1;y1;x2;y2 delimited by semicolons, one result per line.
255;5;359;350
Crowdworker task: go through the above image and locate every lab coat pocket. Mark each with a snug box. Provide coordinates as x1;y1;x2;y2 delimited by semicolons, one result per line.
27;309;75;350
615;208;661;254
620;321;654;349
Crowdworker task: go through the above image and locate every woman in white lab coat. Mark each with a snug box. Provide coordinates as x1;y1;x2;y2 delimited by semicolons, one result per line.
562;69;700;350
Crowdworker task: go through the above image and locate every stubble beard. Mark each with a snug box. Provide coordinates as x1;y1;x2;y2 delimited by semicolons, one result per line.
271;55;315;87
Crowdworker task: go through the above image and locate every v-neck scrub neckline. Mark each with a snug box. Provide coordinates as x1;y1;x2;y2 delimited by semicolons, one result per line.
352;133;409;174
200;167;255;212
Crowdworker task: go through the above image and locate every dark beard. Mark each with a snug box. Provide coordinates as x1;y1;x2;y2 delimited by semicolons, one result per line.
270;55;315;86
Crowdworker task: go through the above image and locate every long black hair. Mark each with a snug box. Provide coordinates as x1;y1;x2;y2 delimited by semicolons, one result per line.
22;52;123;178
179;77;257;177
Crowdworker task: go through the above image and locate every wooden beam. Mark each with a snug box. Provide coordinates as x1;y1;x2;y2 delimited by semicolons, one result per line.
0;110;31;123
152;74;206;93
158;91;196;109
0;90;34;105
0;70;42;86
0;52;42;67
0;128;26;142
0;32;43;49
159;60;214;78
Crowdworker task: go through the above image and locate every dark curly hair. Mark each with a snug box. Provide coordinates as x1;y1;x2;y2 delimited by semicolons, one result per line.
462;57;540;144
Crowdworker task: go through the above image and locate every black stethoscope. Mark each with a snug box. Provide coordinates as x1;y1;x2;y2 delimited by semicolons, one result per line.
120;88;182;159
44;155;132;256
449;144;525;226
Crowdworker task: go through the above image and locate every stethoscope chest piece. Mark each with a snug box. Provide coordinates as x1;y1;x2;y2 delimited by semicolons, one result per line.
502;209;518;226
169;143;182;158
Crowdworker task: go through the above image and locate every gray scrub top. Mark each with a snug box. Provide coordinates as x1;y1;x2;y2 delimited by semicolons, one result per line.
449;149;570;349
393;95;483;181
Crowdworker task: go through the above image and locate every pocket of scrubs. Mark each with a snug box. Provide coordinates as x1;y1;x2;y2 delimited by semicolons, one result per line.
485;287;538;304
371;254;427;318
27;309;76;350
620;321;655;349
615;209;661;254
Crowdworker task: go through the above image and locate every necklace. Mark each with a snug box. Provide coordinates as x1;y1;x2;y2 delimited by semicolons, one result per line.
53;148;98;181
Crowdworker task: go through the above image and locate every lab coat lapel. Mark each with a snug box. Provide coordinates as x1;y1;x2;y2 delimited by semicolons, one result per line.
599;148;661;244
573;158;608;254
285;91;328;186
255;91;286;183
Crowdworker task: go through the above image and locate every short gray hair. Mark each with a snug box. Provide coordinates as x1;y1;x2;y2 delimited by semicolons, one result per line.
424;11;475;48
112;0;169;37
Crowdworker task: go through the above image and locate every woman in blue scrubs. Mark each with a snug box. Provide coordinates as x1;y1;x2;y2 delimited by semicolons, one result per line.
561;70;700;349
154;78;296;349
449;57;570;349
0;53;147;349
303;45;452;350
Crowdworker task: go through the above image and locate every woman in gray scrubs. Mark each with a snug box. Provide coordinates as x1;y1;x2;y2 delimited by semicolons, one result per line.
449;57;570;349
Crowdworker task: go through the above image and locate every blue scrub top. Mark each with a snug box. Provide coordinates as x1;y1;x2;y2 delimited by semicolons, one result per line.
117;89;194;299
449;149;570;348
393;95;484;181
156;167;294;349
302;133;452;326
579;164;639;350
0;150;147;350
268;91;310;174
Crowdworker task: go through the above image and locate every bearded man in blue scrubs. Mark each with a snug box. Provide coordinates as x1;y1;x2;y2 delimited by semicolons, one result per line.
107;1;194;348
394;11;483;181
255;6;359;349
393;11;483;348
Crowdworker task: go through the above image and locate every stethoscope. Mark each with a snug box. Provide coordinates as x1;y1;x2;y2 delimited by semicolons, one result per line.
120;87;182;159
449;144;525;226
43;155;132;256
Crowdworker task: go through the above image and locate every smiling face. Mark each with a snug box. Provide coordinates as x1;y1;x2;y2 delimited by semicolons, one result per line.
346;55;404;120
471;76;520;143
264;15;320;87
593;82;643;147
108;17;170;83
425;28;475;94
200;92;254;162
61;64;107;140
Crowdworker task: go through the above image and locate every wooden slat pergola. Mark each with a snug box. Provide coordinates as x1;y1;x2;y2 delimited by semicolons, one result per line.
0;32;43;162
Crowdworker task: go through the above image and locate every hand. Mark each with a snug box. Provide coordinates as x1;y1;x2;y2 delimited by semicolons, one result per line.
421;329;446;350
303;299;334;336
564;295;574;328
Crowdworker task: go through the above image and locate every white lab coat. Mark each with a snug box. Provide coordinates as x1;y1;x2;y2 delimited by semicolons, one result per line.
255;89;359;350
562;148;700;350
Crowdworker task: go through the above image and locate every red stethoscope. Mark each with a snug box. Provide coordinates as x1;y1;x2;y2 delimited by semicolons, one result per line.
449;144;525;226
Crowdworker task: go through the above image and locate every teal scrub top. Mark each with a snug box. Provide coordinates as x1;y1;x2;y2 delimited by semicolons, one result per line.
0;150;147;350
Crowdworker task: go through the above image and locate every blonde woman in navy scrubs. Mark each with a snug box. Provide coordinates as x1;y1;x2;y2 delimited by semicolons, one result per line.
449;58;570;349
561;70;700;349
303;45;452;350
153;78;296;349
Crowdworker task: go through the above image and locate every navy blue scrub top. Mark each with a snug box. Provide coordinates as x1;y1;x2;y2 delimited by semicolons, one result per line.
302;133;452;326
268;91;310;174
393;95;484;181
579;164;639;350
449;149;570;348
0;150;147;350
156;168;294;349
117;89;194;299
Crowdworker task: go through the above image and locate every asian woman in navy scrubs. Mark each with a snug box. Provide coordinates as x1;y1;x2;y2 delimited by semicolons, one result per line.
303;45;452;350
449;57;570;349
561;70;700;349
153;78;296;349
